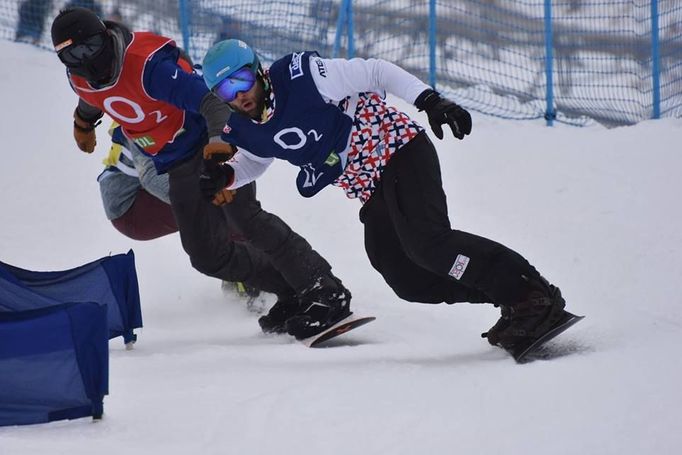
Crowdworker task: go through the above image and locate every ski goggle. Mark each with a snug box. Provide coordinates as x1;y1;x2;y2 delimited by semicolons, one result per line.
212;67;257;103
57;33;106;67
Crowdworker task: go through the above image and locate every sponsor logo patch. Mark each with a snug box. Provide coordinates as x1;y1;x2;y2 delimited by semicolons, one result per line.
315;58;327;77
301;164;324;188
133;135;156;149
223;124;232;134
55;38;73;52
324;152;339;166
448;254;470;280
216;65;232;78
289;52;304;79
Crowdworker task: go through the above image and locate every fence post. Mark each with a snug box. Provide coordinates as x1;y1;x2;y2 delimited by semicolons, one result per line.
347;0;355;58
178;0;190;56
429;0;437;88
651;0;661;119
543;0;555;126
333;0;349;58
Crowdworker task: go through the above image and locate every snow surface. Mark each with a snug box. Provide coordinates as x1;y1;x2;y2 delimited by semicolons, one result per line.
1;39;681;455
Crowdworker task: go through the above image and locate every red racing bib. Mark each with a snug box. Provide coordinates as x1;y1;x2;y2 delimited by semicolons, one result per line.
70;32;191;155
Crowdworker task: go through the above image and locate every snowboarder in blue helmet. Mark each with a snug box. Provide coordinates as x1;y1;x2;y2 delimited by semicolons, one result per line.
199;39;581;360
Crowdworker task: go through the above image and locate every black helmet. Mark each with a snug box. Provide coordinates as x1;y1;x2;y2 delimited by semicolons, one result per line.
51;7;115;84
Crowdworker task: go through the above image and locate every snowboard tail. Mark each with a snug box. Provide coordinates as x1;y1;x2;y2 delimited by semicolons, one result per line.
301;314;376;347
507;311;584;363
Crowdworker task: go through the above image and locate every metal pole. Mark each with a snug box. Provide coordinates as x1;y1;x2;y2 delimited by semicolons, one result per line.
178;0;190;56
651;0;661;119
333;0;349;58
347;0;355;58
543;0;555;126
429;0;437;88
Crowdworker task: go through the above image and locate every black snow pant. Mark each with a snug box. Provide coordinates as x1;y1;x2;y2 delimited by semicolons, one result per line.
360;132;540;305
168;149;331;297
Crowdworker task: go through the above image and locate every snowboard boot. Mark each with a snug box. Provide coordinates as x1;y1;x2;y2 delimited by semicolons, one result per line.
483;275;567;350
258;294;301;334
285;274;352;340
481;304;512;346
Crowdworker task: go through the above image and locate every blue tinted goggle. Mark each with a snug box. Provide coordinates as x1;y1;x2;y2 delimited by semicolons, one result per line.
212;67;256;102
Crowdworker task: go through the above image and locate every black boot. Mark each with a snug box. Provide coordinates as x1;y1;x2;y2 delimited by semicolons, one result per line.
481;304;512;346
258;294;300;334
486;275;566;349
285;274;352;340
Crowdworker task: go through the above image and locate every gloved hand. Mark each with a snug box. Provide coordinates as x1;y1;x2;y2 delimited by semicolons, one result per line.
414;89;472;140
199;160;236;206
203;140;236;163
73;109;102;153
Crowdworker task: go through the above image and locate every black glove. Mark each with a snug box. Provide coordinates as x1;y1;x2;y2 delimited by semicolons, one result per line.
199;160;235;203
414;89;472;140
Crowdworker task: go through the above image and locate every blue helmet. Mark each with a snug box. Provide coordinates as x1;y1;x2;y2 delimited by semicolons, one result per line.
203;39;260;91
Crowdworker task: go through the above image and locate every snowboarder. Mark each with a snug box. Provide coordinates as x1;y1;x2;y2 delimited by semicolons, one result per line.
98;122;177;241
50;8;351;339
198;39;577;352
99;122;258;300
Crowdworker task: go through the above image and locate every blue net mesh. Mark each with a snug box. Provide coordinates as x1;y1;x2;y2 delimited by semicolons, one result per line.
0;302;108;427
0;250;142;345
1;0;680;126
0;251;139;426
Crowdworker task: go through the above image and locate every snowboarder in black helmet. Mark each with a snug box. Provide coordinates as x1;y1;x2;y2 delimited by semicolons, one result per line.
51;9;353;341
51;7;115;84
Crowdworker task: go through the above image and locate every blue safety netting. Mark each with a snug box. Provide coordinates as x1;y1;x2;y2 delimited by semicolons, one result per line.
0;301;108;426
0;250;143;345
0;250;142;426
0;1;679;126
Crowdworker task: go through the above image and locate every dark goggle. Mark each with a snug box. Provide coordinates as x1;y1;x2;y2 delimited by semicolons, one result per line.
212;67;256;103
58;33;106;66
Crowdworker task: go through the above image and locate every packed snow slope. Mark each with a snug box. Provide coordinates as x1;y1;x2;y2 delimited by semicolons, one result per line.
1;40;681;455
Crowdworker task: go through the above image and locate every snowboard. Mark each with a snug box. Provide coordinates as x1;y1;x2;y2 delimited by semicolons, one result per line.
301;314;376;347
506;311;585;363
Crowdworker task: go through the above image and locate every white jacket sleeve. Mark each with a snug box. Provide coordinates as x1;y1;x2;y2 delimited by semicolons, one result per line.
226;149;274;189
309;56;430;104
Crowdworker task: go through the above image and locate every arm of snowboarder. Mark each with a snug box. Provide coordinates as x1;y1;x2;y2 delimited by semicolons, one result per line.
73;99;104;153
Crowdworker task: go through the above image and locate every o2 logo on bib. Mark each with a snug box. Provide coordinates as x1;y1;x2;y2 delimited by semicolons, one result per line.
103;96;167;124
273;127;323;150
